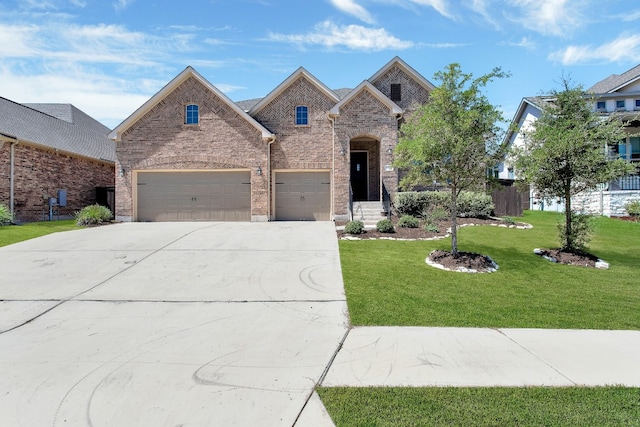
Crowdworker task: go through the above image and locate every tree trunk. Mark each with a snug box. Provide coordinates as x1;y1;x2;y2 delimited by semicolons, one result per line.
564;183;572;251
451;186;458;257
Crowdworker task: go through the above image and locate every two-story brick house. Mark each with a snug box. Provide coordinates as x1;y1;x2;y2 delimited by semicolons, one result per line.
109;57;434;222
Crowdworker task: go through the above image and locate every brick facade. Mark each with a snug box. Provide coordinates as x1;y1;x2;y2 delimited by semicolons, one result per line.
0;142;114;222
116;76;268;221
113;57;433;222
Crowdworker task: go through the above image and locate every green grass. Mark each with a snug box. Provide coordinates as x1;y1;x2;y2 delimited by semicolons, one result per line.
0;220;81;247
318;387;640;427
339;210;640;329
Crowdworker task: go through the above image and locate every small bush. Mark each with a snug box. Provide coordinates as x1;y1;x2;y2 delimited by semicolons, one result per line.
0;203;12;226
624;199;640;217
558;212;593;252
75;204;112;226
397;215;419;228
376;218;395;233
344;220;365;235
502;216;515;225
395;191;493;219
424;222;439;233
424;206;449;223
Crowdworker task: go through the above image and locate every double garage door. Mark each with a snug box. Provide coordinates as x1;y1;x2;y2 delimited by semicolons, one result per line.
137;171;251;222
275;172;330;221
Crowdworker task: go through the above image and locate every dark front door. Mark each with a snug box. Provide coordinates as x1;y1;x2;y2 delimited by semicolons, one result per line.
350;151;368;201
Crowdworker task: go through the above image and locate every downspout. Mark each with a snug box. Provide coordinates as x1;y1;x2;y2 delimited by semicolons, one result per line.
9;138;18;220
266;135;276;221
328;113;336;220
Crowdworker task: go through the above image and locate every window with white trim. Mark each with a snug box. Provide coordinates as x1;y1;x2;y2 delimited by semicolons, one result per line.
185;104;199;125
616;100;626;110
596;101;606;111
295;106;308;125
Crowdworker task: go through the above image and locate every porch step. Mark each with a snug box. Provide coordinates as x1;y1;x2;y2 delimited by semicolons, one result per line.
353;201;387;225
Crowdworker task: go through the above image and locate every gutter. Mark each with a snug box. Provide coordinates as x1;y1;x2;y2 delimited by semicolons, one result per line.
266;135;276;220
328;113;337;220
3;134;19;220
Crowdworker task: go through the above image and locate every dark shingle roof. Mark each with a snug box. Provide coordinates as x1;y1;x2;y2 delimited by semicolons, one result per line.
0;97;115;162
235;88;354;112
588;64;640;93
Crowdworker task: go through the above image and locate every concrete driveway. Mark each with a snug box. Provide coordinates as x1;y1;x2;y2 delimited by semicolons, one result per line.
0;222;347;426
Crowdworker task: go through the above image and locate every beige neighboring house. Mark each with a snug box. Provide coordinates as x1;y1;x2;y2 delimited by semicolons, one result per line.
109;57;434;222
503;64;640;216
0;98;115;222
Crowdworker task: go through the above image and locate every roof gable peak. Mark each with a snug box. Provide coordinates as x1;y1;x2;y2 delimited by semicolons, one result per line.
329;80;402;116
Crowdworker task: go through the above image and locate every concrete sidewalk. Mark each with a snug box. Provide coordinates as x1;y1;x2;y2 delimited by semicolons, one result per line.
321;326;640;388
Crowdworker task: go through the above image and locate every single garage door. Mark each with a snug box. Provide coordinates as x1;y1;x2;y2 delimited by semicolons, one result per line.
275;171;330;221
137;171;251;221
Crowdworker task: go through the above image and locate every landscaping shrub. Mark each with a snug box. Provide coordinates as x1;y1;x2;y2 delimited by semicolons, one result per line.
456;191;494;218
397;215;419;228
376;218;395;233
502;216;515;225
624;199;640;219
424;206;449;223
558;212;593;252
395;191;493;218
344;220;365;235
424;222;440;233
75;204;112;226
0;203;12;226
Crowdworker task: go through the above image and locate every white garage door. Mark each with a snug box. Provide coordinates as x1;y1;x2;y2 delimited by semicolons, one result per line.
137;171;251;221
275;172;330;221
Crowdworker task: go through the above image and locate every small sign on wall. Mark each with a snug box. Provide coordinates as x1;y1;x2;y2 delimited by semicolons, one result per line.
384;164;394;172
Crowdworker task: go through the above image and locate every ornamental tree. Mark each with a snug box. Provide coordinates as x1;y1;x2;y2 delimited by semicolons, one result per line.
512;79;635;251
394;63;509;257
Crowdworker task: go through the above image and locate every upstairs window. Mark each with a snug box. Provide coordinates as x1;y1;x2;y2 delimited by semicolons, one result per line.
390;84;401;102
185;104;199;125
295;106;308;125
596;101;606;110
616;100;626;110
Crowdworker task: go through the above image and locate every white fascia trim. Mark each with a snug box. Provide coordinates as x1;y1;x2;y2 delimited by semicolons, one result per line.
109;66;273;141
329;80;403;116
369;56;436;92
249;67;340;116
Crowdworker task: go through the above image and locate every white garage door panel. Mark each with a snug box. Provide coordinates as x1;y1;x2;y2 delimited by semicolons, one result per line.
275;172;330;221
137;171;251;222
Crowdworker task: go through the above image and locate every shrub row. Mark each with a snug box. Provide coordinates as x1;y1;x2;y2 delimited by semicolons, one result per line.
394;191;494;218
75;204;112;226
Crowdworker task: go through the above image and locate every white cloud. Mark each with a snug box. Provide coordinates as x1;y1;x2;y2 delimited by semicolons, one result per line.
329;0;375;24
469;0;500;29
268;20;413;51
549;33;640;65
114;0;134;11
407;0;455;19
621;9;640;22
504;36;535;50
506;0;587;37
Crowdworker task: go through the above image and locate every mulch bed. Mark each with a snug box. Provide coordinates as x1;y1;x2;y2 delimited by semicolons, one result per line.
337;217;527;240
428;250;497;273
533;248;601;268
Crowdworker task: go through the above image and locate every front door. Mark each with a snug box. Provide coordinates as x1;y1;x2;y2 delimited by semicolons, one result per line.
350;151;368;201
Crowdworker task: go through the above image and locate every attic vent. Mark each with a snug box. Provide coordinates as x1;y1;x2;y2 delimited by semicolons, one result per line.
390;84;401;102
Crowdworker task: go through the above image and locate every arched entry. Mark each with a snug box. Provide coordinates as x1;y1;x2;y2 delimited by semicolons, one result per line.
350;136;380;202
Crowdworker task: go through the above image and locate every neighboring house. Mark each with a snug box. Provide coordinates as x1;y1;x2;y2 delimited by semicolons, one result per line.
109;57;434;222
0;98;115;222
503;65;640;216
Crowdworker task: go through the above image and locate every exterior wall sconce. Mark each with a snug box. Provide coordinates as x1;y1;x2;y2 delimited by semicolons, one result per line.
119;167;125;177
386;145;393;154
339;148;346;156
256;166;262;176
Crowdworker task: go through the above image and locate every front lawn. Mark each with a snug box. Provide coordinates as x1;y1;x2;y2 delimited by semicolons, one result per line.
339;210;640;330
318;387;640;427
0;220;81;247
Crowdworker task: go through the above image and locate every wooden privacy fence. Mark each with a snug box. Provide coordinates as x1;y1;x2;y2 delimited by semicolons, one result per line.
490;182;530;217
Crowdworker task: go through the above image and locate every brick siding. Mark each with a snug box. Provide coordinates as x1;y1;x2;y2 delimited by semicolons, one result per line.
116;76;268;220
1;141;114;222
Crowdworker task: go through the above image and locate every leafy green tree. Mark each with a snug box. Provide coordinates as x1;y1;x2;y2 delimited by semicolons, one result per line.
394;63;509;256
512;79;635;251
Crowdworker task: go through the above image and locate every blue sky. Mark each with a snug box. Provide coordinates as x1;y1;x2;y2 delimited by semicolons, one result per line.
1;0;639;129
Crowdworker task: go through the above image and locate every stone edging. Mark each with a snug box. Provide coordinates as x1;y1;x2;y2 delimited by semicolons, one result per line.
425;252;499;274
533;248;610;269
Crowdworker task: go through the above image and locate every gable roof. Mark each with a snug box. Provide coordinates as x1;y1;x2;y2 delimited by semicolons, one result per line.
248;67;340;116
588;64;640;93
329;80;403;116
109;66;274;141
369;56;436;93
0;97;115;163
